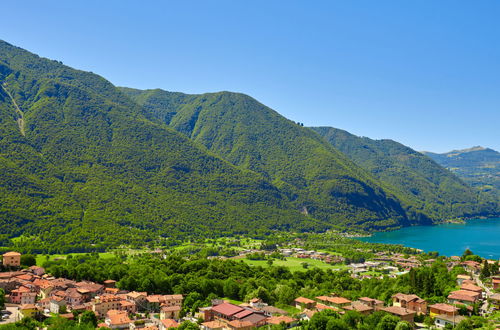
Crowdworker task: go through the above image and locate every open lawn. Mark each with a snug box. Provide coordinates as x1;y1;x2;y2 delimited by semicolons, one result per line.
241;257;348;272
35;252;117;266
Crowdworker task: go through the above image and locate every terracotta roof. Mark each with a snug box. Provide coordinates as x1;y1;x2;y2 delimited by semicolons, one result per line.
103;280;116;284
19;304;37;310
343;302;373;312
316;303;338;311
457;274;471;279
260;305;287;315
201;320;226;329
3;251;21;257
359;297;384;305
461;283;482;292
106;310;131;326
161;305;181;312
329;297;351;305
294;297;315;304
489;293;500;301
448;290;479;302
211;302;244;316
241;313;267;325
127;291;147;299
429;303;458;313
266;315;297;325
234;309;254;319
382;306;416;316
227;319;253;328
392;293;421;303
161;319;179;328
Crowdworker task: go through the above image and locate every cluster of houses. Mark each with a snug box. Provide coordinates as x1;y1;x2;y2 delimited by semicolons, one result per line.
1;252;183;329
199;299;298;330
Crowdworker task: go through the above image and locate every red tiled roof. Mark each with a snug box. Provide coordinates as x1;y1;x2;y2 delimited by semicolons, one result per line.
3;251;21;257
460;283;482;292
429;303;458;313
294;297;315;304
266;315;297;325
161;319;179;328
234;309;253;319
227;320;253;328
382;306;416;316
201;320;225;329
212;302;244;317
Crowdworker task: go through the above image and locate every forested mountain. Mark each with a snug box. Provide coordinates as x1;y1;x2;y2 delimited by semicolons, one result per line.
310;127;499;220
1;40;495;253
0;40;324;252
122;88;431;230
423;147;500;197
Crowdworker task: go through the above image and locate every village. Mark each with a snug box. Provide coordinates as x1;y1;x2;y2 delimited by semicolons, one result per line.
1;249;499;330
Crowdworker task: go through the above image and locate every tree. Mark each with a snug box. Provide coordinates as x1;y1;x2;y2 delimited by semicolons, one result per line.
20;254;37;267
462;249;473;258
480;260;491;279
79;310;98;327
376;314;399;330
177;321;199;330
0;288;5;309
395;321;412;330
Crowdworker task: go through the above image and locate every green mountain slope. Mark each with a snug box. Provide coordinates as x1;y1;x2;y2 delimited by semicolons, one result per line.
0;40;322;252
423;147;500;197
311;127;499;220
121;88;429;230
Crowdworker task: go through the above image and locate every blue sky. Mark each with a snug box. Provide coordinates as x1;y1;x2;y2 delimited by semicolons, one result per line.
1;1;499;152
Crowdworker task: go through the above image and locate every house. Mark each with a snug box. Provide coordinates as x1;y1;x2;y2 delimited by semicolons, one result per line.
50;296;67;314
160;319;179;330
105;310;131;329
92;295;123;317
146;294;183;312
358;297;384;311
392;293;427;314
127;291;148;310
434;314;466;328
36;297;51;311
9;286;37;305
429;303;459;317
294;297;316;310
492;279;500;290
28;266;45;276
104;280;117;288
75;281;104;298
226;320;254;330
160;305;181;320
456;274;472;286
381;306;416;323
490;293;500;310
260;305;288;316
461;261;481;274
201;320;226;330
460;283;482;294
343;302;373;315
447;290;481;305
2;252;21;268
18;304;39;319
266;315;297;328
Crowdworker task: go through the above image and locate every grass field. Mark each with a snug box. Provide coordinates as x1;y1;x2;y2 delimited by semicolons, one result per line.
240;257;348;272
35;252;117;266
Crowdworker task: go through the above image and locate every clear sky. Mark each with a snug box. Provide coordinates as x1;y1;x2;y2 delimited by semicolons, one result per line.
1;1;499;152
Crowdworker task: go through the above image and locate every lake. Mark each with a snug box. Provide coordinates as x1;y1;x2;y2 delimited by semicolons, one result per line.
358;217;500;259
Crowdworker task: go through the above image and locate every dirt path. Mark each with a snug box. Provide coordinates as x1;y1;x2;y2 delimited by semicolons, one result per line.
1;82;25;136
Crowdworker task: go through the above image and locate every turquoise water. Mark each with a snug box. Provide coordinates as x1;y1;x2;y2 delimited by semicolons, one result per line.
358;217;500;259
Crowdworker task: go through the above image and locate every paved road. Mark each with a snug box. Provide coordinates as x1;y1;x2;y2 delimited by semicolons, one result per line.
0;306;19;324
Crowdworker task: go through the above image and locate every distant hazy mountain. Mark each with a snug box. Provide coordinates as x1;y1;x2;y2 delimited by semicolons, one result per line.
311;127;499;220
423;147;500;196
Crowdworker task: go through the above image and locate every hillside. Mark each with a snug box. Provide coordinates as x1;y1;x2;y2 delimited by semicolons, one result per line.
122;88;431;230
310;127;499;220
423;147;500;197
0;40;324;252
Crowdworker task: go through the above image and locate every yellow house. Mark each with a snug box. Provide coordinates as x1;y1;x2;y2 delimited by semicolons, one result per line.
19;304;38;319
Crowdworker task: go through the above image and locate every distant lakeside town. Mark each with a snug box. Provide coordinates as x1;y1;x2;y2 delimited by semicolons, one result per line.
0;234;499;330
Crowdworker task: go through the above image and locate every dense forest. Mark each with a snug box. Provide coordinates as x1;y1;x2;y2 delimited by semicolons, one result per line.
0;39;498;253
